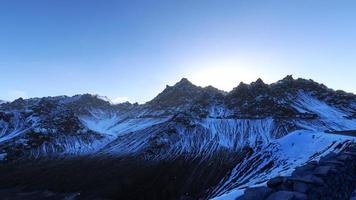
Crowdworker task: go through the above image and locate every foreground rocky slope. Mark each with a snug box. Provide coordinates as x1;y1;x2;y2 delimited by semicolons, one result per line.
0;76;355;199
237;143;356;200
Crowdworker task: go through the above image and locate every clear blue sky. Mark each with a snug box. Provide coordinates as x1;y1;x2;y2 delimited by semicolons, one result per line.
1;0;356;103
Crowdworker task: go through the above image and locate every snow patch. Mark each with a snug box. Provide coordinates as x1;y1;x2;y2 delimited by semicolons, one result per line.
80;110;169;136
293;92;356;131
201;118;275;149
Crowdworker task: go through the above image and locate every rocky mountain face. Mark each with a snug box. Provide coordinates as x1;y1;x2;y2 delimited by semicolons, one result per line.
0;76;355;200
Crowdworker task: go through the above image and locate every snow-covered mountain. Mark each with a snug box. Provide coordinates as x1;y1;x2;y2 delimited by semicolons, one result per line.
0;76;355;199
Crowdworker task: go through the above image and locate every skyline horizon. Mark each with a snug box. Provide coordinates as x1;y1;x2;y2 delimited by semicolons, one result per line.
2;74;355;104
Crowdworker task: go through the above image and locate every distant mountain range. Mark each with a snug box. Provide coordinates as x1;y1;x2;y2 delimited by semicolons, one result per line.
0;75;355;200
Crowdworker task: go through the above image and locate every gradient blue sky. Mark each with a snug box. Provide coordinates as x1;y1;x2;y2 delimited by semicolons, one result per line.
1;0;356;103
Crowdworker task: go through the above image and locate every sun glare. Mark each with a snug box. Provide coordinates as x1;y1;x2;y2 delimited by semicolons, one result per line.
187;60;259;91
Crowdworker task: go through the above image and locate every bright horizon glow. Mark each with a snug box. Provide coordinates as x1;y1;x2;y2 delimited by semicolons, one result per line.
1;0;356;103
187;59;259;91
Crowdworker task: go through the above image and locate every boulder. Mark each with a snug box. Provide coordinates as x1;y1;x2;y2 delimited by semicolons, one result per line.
293;181;309;193
319;160;345;167
319;152;337;162
292;164;317;177
236;186;273;200
343;151;356;157
336;154;352;162
288;175;325;186
267;177;285;188
265;191;307;200
350;188;356;200
313;166;334;176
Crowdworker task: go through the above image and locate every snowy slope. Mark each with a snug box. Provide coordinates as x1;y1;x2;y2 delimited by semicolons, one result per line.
90;91;356;161
0;112;31;144
94;117;292;160
209;91;356;199
293;92;356;131
211;130;355;200
79;110;169;137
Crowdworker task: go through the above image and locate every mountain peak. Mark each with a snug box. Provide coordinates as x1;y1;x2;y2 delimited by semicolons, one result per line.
177;77;190;84
256;78;264;83
281;75;294;82
148;78;201;108
273;76;327;92
173;78;194;88
251;78;267;87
